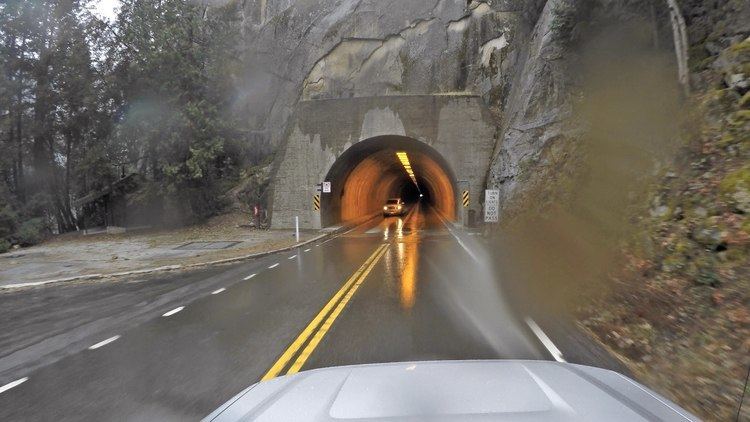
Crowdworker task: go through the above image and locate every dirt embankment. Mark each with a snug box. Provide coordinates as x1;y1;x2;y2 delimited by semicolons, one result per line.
581;36;750;420
493;7;749;419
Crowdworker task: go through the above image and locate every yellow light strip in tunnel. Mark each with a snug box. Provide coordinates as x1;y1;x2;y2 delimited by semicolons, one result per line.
396;151;418;187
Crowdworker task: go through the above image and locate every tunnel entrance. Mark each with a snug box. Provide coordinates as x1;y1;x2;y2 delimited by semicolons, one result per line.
321;136;457;227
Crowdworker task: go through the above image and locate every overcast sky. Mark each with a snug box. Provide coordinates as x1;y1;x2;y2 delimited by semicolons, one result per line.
92;0;120;21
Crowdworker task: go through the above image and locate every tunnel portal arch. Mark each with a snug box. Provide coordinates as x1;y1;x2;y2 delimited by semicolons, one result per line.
269;95;496;229
321;135;457;227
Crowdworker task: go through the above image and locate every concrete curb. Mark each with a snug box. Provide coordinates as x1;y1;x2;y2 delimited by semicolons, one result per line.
1;231;335;290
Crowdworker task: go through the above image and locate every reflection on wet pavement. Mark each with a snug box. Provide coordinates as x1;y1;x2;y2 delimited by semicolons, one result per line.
380;204;426;310
0;201;542;422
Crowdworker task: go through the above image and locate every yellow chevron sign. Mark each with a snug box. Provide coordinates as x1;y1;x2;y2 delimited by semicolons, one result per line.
462;190;469;207
313;194;320;211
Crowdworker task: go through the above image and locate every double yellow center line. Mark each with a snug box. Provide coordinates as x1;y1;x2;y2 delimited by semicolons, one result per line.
260;243;389;380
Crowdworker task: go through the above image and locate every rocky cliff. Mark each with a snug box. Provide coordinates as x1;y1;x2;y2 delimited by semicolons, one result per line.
233;0;514;147
231;0;553;208
230;0;701;215
226;0;748;217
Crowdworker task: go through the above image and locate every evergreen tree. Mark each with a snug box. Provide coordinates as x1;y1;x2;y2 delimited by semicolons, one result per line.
0;0;245;247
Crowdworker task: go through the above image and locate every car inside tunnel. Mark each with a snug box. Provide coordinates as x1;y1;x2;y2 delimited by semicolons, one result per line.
321;136;457;227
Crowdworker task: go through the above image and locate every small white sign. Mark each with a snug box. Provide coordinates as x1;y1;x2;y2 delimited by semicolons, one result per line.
322;181;331;193
484;189;499;223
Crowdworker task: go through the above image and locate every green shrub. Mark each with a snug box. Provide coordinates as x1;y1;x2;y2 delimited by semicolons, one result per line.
0;204;18;239
0;238;10;254
720;165;750;194
22;193;52;218
15;218;46;246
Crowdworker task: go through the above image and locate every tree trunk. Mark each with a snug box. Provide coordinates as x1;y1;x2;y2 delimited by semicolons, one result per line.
15;91;25;202
82;154;88;191
8;115;17;193
649;2;660;50
11;33;27;203
666;0;690;96
31;38;56;194
64;133;72;212
63;129;77;231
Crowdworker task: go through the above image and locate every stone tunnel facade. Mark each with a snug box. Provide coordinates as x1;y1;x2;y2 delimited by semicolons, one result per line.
269;94;496;229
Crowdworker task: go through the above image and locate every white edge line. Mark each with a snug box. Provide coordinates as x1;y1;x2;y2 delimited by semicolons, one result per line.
525;318;566;362
268;263;279;269
243;273;256;280
434;211;481;263
0;377;28;394
162;306;185;317
303;248;311;252
211;288;226;295
288;254;297;259
2;274;103;289
88;335;121;350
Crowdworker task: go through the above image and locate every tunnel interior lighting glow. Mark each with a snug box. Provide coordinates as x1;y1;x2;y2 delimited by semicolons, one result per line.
396;151;419;188
322;136;457;226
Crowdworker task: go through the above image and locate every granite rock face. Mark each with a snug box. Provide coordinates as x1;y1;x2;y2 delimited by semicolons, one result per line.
235;1;520;133
232;0;670;215
483;0;573;212
232;0;566;213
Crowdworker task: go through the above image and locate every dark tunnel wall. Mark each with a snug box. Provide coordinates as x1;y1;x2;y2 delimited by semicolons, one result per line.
321;136;457;226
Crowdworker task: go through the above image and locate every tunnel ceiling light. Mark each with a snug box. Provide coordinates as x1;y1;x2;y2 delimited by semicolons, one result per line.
395;151;419;189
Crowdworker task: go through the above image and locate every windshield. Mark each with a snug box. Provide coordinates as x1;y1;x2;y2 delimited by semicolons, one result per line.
0;0;746;421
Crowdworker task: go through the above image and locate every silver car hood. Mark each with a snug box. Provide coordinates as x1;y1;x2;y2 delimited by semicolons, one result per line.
204;360;698;422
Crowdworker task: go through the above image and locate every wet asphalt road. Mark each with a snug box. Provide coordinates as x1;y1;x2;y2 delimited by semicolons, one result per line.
0;205;622;421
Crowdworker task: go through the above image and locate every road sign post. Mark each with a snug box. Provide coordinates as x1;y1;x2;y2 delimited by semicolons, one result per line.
322;181;331;193
484;189;499;223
